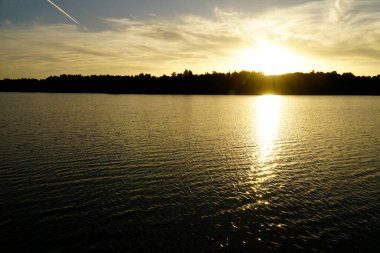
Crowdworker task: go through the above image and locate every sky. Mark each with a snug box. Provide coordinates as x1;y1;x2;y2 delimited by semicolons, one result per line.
0;0;380;78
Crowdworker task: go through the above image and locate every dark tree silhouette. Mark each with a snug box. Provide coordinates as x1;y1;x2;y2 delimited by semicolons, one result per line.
0;71;379;95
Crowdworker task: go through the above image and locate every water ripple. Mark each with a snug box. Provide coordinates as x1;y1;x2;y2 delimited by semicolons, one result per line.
0;94;380;252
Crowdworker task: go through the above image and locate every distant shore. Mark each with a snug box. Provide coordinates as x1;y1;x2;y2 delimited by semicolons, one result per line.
1;71;380;95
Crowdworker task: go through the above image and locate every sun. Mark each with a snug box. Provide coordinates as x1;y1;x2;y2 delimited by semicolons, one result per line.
236;40;310;75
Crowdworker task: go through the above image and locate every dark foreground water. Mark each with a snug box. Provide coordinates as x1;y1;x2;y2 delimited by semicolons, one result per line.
1;93;380;252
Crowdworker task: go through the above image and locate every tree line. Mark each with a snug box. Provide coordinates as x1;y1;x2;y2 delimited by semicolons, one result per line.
1;70;380;95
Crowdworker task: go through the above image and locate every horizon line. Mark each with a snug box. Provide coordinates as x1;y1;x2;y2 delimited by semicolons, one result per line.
2;70;380;81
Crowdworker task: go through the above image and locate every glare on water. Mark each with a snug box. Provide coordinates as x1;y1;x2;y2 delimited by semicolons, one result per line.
245;95;283;211
256;95;283;164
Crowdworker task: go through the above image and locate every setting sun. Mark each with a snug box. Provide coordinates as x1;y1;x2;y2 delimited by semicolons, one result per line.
236;41;310;75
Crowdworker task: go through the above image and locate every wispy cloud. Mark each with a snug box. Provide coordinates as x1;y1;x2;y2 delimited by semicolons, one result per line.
1;1;380;78
330;0;355;22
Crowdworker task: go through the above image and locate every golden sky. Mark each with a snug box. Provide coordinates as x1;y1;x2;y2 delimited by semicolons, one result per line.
1;0;380;78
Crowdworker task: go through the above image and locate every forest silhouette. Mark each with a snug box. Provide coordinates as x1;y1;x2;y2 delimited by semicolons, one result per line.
1;70;380;95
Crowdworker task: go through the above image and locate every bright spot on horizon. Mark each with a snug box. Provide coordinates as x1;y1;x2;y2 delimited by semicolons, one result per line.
237;41;312;75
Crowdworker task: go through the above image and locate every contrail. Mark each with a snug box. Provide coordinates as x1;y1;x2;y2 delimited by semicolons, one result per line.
47;0;80;25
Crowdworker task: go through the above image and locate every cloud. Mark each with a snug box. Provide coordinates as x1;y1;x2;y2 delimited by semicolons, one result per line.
330;0;355;22
1;1;380;78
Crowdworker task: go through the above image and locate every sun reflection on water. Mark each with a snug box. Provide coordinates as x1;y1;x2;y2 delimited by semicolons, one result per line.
245;95;283;211
256;95;283;163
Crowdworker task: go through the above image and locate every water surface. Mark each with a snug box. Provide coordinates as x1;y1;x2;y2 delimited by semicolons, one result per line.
1;93;380;252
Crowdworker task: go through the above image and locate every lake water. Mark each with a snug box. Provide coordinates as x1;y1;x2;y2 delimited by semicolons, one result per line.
1;93;380;252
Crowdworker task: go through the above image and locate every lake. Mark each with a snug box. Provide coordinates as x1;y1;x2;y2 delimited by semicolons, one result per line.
1;93;380;252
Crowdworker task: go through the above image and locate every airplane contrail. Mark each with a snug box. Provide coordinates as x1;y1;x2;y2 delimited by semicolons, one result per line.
47;0;80;25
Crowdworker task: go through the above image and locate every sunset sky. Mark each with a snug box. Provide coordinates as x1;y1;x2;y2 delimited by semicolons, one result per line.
1;0;380;78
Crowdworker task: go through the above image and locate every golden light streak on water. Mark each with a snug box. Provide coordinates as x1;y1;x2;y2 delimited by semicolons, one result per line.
256;95;283;164
246;95;284;210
